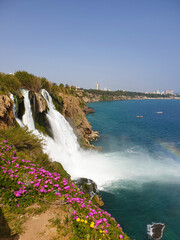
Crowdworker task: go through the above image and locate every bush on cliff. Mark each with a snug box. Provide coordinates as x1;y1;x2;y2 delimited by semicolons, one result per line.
0;126;42;153
0;73;22;94
15;71;42;92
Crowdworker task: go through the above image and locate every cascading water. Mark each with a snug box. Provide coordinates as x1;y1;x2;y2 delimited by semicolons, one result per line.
15;89;118;186
11;89;180;189
21;89;35;131
41;89;79;152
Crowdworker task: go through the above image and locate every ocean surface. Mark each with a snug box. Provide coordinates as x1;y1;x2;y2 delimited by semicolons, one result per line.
87;99;180;240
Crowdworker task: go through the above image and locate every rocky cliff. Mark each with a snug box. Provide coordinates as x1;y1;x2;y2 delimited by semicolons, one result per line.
0;90;98;148
0;95;16;130
57;92;99;148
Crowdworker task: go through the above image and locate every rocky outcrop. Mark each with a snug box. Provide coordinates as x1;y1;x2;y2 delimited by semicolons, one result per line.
29;91;53;137
82;106;95;115
0;95;16;130
74;178;104;207
29;91;47;115
58;93;99;147
34;92;47;113
147;223;165;240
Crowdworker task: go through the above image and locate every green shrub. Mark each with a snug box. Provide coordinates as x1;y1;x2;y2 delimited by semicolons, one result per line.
0;74;22;94
41;77;51;92
0;126;42;153
15;71;42;92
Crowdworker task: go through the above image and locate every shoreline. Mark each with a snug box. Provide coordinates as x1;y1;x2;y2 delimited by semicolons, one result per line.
86;97;180;104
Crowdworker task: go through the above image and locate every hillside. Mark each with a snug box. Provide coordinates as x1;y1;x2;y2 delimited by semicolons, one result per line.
76;89;178;103
0;71;98;149
0;71;130;240
0;134;129;240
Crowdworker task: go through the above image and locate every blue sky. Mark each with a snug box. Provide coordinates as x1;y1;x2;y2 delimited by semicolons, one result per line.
0;0;180;92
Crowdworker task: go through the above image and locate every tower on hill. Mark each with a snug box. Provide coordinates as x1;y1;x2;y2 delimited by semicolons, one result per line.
96;83;100;90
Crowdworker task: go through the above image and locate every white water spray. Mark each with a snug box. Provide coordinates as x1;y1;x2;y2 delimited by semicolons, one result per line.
12;89;180;189
41;89;79;152
21;89;35;131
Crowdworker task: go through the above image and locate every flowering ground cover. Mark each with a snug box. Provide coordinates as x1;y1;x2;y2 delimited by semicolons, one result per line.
0;135;130;239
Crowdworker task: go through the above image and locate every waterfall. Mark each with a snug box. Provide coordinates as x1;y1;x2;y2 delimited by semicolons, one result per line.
14;88;117;187
21;89;35;131
41;89;79;152
11;89;180;189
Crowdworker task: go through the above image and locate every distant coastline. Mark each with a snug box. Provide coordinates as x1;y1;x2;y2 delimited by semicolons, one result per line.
76;88;180;103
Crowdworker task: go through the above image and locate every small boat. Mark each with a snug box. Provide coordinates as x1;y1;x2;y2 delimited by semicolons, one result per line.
136;116;143;118
156;112;163;114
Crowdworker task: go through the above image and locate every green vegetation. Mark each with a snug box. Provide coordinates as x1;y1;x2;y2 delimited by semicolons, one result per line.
85;88;167;99
0;134;130;239
0;126;70;179
0;73;22;95
0;126;42;152
14;71;42;92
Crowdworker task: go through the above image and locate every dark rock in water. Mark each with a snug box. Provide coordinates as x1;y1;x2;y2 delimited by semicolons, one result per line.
73;178;104;207
74;178;98;197
147;223;165;240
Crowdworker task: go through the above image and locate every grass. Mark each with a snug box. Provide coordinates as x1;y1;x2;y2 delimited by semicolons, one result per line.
0;126;43;152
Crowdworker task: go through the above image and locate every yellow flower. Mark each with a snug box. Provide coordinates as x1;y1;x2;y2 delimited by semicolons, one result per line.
76;218;80;222
81;219;84;222
90;221;95;228
84;220;87;224
99;230;103;233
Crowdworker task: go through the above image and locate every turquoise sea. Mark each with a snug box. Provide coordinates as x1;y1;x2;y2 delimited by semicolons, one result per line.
87;100;180;240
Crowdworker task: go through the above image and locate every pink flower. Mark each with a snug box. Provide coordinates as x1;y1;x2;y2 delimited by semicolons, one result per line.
64;186;70;191
14;191;21;197
119;235;123;239
53;184;59;188
55;192;61;197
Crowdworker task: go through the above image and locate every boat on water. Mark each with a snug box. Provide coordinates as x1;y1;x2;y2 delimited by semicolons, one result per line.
156;112;163;114
136;116;143;118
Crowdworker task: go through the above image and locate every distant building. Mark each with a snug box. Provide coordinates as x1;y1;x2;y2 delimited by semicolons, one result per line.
96;83;100;90
155;90;160;94
104;87;108;91
165;90;174;95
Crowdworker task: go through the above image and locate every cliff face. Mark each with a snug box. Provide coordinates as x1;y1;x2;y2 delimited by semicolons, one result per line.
0;95;16;129
0;90;98;148
58;93;99;148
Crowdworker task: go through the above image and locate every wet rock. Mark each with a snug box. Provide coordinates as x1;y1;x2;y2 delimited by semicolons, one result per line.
147;223;165;240
74;178;98;197
86;130;99;141
74;178;104;207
